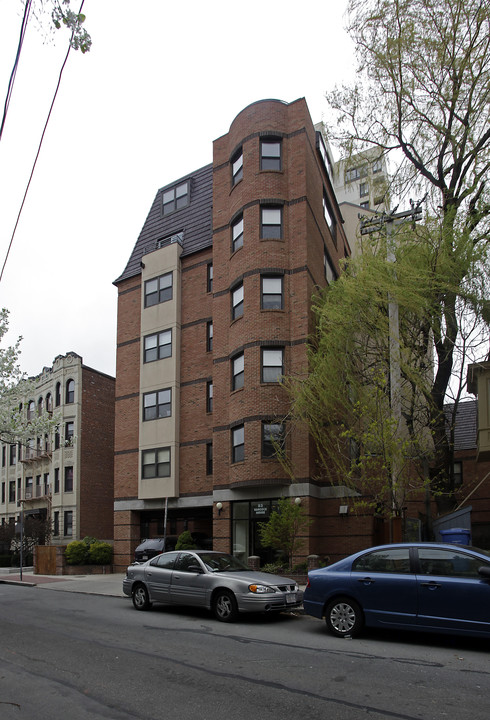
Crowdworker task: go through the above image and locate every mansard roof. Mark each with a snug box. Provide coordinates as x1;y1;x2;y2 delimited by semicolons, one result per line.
114;163;213;284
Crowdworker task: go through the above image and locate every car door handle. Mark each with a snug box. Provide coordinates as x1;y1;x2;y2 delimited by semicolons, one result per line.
358;577;375;585
420;582;441;589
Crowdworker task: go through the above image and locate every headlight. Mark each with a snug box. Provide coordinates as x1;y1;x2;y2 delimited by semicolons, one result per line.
248;584;275;594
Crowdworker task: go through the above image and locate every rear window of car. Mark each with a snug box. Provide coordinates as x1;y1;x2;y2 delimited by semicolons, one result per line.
151;552;178;569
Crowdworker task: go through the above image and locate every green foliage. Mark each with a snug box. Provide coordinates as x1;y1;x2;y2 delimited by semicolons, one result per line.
261;562;287;575
52;1;92;53
65;537;112;565
88;541;112;565
1;309;59;446
64;540;88;565
259;497;312;570
175;531;197;550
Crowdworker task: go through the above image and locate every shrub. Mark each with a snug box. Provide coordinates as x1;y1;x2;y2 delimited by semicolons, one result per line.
65;540;89;565
175;530;197;550
261;562;287;575
88;541;112;565
65;537;112;565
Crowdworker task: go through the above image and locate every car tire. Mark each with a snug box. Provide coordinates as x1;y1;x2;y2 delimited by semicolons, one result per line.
132;583;152;611
325;596;363;637
213;590;238;622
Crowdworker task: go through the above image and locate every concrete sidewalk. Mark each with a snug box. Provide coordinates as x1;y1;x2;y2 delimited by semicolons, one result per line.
0;568;126;597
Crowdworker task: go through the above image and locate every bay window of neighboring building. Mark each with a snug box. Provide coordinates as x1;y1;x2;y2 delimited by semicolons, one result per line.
231;148;243;185
162;180;189;215
262;421;285;459
260;206;282;239
65;421;74;444
231;283;244;320
231;215;244;252
261;347;284;383
144;330;172;362
55;382;61;407
144;271;173;307
143;389;172;420
232;353;244;391
232;425;245;463
260;139;282;171
142;448;171;479
64;510;73;537
54;468;60;493
65;379;75;404
27;400;35;421
9;444;16;465
9;480;15;502
64;466;73;492
261;275;283;310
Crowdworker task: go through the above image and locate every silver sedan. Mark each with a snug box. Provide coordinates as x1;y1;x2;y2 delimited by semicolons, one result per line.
123;550;303;622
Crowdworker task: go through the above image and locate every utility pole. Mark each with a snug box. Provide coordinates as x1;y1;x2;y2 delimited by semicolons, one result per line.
360;198;425;539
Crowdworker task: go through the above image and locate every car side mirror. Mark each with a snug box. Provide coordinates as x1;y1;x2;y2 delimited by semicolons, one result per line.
478;565;490;579
188;564;203;574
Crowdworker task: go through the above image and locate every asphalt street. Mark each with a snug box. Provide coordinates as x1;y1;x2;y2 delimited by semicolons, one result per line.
1;571;489;720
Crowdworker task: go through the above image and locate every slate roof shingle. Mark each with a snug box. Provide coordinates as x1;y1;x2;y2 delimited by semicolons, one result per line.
115;163;213;284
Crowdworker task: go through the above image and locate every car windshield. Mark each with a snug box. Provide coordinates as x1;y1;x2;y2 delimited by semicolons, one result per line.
198;553;249;572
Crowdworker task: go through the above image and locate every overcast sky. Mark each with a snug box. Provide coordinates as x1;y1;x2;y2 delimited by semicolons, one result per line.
0;0;354;378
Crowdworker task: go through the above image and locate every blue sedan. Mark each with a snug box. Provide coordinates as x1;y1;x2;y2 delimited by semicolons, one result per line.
303;543;490;639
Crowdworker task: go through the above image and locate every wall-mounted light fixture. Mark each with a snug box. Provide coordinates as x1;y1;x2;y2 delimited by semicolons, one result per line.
339;505;349;516
216;502;223;516
294;497;302;506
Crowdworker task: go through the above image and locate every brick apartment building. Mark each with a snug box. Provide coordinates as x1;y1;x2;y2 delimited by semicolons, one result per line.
113;98;370;570
0;352;115;543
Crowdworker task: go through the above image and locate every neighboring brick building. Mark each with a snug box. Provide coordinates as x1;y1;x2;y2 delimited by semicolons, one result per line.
113;98;365;570
0;352;115;543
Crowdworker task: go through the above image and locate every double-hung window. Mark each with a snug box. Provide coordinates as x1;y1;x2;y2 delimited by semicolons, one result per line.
142;448;171;479
232;283;244;320
206;381;213;413
261;348;284;383
145;272;173;307
64;466;73;492
144;330;172;362
66;379;74;404
232;149;243;185
231;215;244;252
232;353;244;391
207;263;213;293
260;139;281;170
162;181;189;215
261;275;283;310
261;206;282;239
232;425;245;463
262;421;285;458
143;389;172;420
206;321;213;352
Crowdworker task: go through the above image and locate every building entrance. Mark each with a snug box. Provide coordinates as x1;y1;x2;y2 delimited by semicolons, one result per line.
232;499;279;567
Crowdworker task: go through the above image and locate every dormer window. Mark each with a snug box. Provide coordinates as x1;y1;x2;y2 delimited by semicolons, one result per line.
162;181;189;215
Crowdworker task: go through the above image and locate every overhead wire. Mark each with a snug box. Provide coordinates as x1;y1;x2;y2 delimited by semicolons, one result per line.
0;1;86;284
0;0;33;144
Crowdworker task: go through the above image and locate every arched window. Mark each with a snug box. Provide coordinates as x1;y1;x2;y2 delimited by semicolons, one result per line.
65;379;75;404
46;393;53;413
38;397;44;416
55;383;61;407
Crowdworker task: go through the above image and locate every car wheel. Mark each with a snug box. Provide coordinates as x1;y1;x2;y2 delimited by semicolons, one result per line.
213;590;238;622
132;583;152;611
325;597;363;637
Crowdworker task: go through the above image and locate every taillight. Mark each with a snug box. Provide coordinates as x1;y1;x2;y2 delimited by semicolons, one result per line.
306;578;311;589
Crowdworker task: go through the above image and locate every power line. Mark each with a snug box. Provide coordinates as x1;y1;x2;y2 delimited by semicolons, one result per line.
0;1;86;284
0;0;33;144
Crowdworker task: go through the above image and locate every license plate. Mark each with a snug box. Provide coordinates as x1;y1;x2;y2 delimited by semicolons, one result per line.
286;593;297;604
